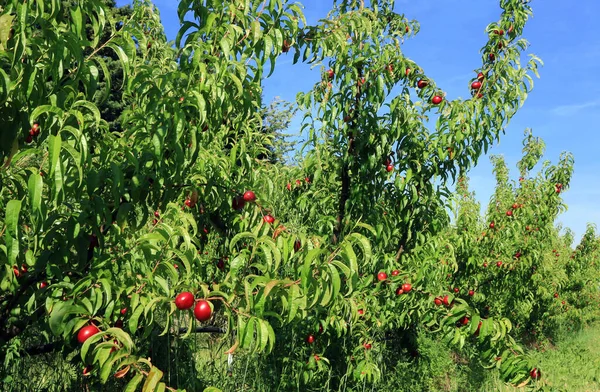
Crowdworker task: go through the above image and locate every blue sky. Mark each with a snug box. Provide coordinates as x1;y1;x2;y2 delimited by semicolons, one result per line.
119;0;600;243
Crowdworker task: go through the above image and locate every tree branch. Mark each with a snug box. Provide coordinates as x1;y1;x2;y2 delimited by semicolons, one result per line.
177;326;226;335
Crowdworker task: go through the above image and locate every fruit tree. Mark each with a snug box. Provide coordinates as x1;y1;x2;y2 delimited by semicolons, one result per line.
2;0;587;390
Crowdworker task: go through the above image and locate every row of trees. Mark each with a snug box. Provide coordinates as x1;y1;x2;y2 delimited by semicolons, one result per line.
0;0;598;390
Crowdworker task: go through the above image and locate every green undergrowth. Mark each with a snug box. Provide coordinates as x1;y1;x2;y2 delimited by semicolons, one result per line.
2;324;599;391
397;324;600;392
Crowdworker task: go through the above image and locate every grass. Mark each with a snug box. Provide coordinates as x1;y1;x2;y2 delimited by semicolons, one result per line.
481;325;600;392
527;326;600;391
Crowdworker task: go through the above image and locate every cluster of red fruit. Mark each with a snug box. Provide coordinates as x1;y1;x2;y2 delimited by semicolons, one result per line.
25;123;40;144
12;264;28;278
469;72;486;99
286;177;310;191
433;295;451;307
416;78;443;105
327;67;444;106
175;291;213;321
237;190;275;222
488;28;509;62
376;270;412;295
14;265;50;289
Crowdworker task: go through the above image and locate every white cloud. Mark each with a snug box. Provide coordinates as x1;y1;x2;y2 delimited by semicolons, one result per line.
551;100;600;116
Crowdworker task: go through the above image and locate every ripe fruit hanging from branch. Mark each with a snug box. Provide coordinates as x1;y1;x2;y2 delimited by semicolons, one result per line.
77;325;100;344
377;271;388;281
471;81;482;90
442;295;450;306
194;300;212;322
263;214;275;224
175;292;195;310
243;190;256;202
432;95;443;105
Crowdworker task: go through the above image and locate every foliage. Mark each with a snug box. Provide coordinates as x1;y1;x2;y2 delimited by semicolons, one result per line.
0;0;598;391
259;97;299;164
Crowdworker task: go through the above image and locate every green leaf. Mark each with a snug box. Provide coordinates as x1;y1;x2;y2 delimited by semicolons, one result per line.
48;133;62;178
28;172;43;216
124;373;144;392
154;276;170;297
0;14;14;47
142;366;163;392
240;317;256;349
251;20;261;42
129;305;145;334
220;36;231;58
70;6;83;36
5;200;21;265
287;284;301;323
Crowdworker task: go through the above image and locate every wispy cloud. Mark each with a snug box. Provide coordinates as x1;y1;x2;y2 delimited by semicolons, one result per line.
551;100;600;116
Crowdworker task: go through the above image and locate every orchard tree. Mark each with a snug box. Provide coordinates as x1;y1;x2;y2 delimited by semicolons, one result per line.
259;97;299;164
449;130;600;340
0;0;572;390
